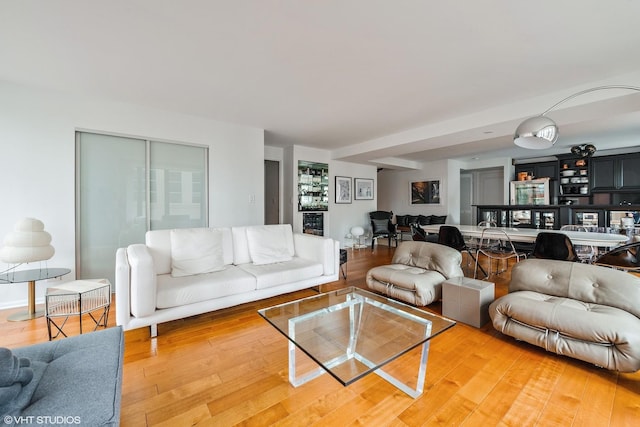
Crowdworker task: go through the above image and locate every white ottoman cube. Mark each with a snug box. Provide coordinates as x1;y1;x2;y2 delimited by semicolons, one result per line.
442;277;494;327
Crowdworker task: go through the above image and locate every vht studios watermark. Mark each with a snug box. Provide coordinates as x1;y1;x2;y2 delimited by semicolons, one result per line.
3;415;82;425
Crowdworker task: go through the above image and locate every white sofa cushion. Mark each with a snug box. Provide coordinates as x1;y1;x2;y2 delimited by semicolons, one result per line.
246;225;294;265
156;267;256;309
239;257;323;289
232;225;295;265
146;228;234;275
170;228;225;277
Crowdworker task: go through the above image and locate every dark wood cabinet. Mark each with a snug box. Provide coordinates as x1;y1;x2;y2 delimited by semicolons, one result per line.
535;162;559;180
515;161;557;180
515;161;559;204
591;156;616;190
619;154;640;190
591;153;640;191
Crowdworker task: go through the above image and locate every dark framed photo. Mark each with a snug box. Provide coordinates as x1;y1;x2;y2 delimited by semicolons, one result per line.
335;176;352;204
410;180;441;204
354;178;374;200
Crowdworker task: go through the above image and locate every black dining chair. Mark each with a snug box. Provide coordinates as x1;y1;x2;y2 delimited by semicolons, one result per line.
437;225;485;276
594;241;640;272
531;232;579;262
410;223;438;242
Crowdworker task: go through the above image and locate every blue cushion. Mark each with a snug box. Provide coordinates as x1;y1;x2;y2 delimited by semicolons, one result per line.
10;327;124;426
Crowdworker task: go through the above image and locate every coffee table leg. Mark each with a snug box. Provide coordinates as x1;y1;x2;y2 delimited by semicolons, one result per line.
354;340;430;399
288;341;332;387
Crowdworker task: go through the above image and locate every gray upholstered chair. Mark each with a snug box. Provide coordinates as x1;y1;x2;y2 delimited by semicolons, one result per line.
490;259;640;372
366;241;463;306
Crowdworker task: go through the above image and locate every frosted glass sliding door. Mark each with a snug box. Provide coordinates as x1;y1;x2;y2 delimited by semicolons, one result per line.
149;141;207;230
76;132;208;284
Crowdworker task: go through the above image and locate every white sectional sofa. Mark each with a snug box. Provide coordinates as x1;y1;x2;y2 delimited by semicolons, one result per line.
115;224;339;336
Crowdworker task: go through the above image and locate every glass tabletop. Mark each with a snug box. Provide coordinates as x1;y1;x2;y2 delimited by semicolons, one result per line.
258;286;455;386
0;268;71;284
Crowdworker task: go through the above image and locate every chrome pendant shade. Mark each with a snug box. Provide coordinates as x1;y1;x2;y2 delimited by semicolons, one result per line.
514;115;558;149
513;85;640;150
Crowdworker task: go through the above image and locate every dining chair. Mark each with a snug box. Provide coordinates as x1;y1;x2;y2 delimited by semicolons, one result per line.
474;228;527;279
467;221;498;251
410;223;438;242
531;232;579;262
594;241;640;272
560;225;596;262
438;225;485;276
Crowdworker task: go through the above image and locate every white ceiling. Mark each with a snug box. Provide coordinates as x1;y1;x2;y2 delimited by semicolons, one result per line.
3;1;640;168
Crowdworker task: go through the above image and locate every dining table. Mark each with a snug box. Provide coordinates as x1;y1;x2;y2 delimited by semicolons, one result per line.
421;224;629;248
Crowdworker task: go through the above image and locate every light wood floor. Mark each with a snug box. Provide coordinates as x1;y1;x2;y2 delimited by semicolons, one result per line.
1;247;639;426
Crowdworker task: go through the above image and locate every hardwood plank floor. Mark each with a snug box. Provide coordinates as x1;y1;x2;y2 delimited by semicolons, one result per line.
1;245;639;426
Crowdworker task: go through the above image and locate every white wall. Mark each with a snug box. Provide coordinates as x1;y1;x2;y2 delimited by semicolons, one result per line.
377;161;450;219
0;81;264;309
378;157;513;224
286;146;377;247
327;161;377;248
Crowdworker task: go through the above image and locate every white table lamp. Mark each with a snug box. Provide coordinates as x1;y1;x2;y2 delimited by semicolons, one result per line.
350;226;366;249
0;218;55;264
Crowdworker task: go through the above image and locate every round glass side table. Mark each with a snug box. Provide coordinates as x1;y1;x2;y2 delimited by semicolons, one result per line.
0;268;71;321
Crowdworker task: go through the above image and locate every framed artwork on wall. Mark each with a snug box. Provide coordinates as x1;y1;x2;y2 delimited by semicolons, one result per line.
354;178;374;200
410;179;441;204
335;176;352;204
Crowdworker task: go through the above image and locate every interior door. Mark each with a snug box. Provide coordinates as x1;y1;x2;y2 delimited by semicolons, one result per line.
460;173;473;225
264;160;280;224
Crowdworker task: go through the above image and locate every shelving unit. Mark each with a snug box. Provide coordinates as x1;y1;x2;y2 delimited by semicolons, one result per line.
559;157;590;198
298;161;329;211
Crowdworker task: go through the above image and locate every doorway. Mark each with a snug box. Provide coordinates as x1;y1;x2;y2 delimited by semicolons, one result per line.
460;167;504;225
264;160;280;224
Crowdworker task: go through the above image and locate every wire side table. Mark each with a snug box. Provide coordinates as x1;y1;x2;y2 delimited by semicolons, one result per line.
45;279;111;340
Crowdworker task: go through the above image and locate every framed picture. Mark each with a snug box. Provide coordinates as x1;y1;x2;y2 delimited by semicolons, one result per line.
410;180;441;204
335;176;352;204
354;178;374;200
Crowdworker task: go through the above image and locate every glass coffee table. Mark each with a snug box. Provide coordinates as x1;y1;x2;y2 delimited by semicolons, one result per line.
258;286;455;398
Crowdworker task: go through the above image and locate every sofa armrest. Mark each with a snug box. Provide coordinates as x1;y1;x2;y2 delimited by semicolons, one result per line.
115;247;131;328
293;233;337;276
126;244;158;318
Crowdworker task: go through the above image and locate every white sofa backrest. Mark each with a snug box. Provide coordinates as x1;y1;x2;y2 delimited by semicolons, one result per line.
510;259;640;319
145;227;234;275
231;224;295;265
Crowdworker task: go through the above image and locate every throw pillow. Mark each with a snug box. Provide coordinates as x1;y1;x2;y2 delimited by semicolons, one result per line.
395;215;408;227
431;215;448;224
170;228;225;277
418;215;432;225
246;226;294;265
